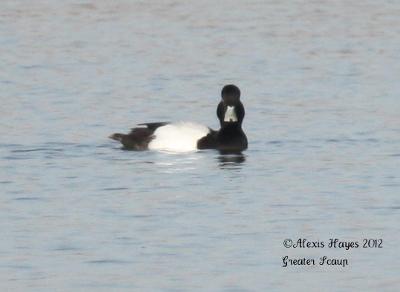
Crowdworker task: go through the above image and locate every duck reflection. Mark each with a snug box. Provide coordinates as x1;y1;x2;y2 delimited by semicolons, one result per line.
217;151;246;168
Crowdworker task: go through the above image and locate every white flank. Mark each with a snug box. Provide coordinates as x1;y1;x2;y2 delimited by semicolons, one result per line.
148;122;210;152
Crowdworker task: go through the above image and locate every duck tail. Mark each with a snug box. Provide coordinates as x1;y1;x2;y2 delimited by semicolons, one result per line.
109;133;124;142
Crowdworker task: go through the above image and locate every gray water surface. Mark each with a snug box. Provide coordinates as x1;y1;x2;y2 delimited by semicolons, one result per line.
1;1;400;291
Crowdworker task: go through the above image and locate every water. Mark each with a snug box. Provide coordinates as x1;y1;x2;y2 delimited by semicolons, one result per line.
1;1;400;291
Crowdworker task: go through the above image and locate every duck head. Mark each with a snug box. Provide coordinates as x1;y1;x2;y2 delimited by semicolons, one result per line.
217;84;245;127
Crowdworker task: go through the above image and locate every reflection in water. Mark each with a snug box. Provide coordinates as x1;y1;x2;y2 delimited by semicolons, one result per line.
217;152;246;168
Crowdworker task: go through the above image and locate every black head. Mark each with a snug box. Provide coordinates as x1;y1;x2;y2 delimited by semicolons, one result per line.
217;84;245;126
221;84;241;106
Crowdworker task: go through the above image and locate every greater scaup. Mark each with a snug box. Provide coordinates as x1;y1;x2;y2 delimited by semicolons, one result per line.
109;84;248;152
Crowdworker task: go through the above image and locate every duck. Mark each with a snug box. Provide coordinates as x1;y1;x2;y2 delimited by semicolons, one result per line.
109;84;248;153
